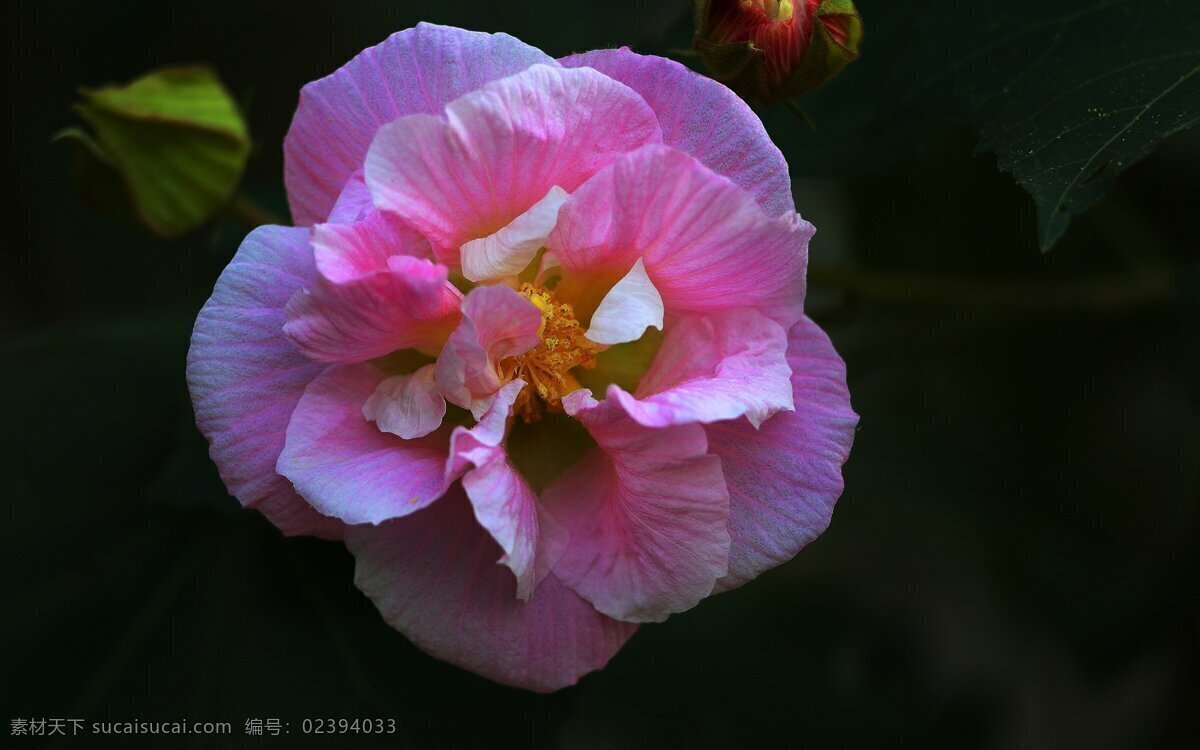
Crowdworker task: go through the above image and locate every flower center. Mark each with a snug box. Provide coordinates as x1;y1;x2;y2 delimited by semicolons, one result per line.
504;283;598;423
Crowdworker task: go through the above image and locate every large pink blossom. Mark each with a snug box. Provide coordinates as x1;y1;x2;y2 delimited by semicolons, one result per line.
186;23;857;692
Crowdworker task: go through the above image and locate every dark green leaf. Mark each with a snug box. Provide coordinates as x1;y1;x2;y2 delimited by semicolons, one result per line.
874;0;1200;250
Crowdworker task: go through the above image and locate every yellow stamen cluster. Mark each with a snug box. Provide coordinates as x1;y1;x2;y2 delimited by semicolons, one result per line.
503;283;597;422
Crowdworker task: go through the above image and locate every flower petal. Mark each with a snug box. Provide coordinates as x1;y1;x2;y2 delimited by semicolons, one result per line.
609;307;794;429
186;225;342;539
543;396;730;622
584;258;664;346
435;285;541;416
706;316;858;593
366;63;661;266
283;218;461;363
362;364;446;440
549;145;812;328
277;364;448;525
285;23;555;225
561;48;794;217
460;186;569;283
346;488;637;692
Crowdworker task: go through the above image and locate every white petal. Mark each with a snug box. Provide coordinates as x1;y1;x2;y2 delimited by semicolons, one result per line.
584;258;664;346
362;364;446;439
460;186;569;282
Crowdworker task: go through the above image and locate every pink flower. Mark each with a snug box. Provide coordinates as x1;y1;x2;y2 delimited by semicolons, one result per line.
187;23;857;691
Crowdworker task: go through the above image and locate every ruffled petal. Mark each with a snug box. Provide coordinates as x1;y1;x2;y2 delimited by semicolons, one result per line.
312;207;432;282
325;171;373;225
285;23;555;225
366;63;661;266
706;317;858;593
460;186;569;283
186;225;342;539
561;48;794;217
462;457;566;602
346;488;637;692
283;216;461;363
549;145;812;328
543;395;730;622
444;380;526;482
609;307;793;429
435;285;542;416
584;258;664;346
276;364;448;525
362;364;446;440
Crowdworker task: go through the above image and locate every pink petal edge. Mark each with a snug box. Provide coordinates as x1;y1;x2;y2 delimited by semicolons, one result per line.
707;316;858;593
347;488;637;692
285;23;555;225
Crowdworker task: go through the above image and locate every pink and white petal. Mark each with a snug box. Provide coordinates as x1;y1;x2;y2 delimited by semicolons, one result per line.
285;23;555;226
283;255;461;364
347;488;637;692
365;64;661;265
543;397;730;622
535;251;563;285
706;316;858;594
549;145;812;328
362;364;446;440
611;307;793;429
584;258;664;346
562;48;794;217
443;380;565;601
311;209;431;283
435;285;541;413
276;364;448;525
460;186;569;282
187;225;342;539
462;460;543;601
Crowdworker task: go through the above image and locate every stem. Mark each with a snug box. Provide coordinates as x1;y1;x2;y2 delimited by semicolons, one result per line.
226;192;283;227
808;265;1171;312
785;99;815;130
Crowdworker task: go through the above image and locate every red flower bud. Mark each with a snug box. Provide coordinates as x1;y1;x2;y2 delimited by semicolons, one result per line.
694;0;862;104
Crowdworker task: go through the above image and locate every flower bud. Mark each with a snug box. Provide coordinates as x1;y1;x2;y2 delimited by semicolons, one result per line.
57;66;250;238
694;0;862;104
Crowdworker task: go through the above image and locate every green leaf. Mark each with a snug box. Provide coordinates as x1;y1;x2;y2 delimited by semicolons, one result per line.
874;0;1200;250
63;66;250;238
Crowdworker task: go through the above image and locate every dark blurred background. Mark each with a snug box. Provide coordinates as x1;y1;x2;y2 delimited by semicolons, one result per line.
3;1;1198;747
